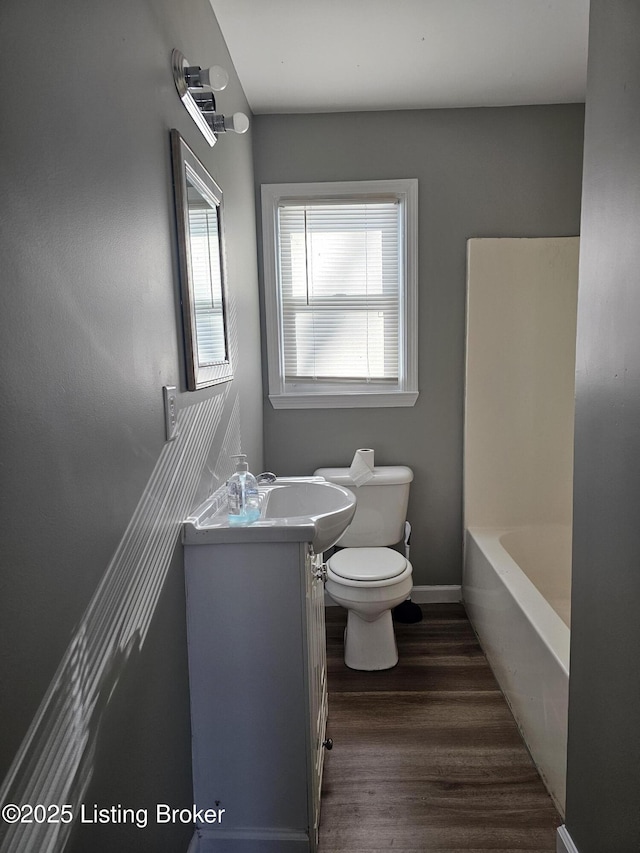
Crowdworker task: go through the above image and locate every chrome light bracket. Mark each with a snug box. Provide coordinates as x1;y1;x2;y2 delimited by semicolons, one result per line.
172;49;217;146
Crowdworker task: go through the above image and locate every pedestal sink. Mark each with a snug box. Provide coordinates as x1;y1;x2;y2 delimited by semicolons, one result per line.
183;476;356;554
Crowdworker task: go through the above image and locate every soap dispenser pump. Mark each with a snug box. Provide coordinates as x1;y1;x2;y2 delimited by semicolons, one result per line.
227;454;260;525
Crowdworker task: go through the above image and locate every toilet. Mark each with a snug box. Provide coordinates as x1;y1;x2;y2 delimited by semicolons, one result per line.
314;465;414;671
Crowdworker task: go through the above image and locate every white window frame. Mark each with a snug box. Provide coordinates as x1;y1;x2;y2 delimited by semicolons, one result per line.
261;179;419;409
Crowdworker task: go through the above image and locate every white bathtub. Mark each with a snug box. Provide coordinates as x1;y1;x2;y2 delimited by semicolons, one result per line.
463;525;571;815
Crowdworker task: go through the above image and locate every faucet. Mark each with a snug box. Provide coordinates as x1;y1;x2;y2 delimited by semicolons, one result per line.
256;471;277;484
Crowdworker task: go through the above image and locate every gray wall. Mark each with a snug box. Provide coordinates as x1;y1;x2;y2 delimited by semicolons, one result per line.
566;2;640;850
0;1;262;851
253;106;584;585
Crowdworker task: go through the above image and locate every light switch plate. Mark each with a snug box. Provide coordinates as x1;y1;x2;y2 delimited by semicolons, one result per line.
163;385;178;441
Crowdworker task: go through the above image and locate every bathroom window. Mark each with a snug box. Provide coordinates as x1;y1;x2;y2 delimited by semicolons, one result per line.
261;179;419;408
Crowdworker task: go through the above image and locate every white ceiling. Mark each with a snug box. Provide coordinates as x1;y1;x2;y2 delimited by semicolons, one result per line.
209;0;589;115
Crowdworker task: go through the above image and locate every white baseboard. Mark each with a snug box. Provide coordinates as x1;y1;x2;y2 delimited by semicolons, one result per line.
187;828;309;852
324;585;461;606
411;584;462;603
557;825;580;853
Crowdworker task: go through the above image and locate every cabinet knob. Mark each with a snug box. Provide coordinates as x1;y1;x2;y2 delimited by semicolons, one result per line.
323;738;333;750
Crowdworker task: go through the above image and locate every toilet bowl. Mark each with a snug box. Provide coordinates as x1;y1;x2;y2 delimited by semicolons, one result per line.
314;465;414;671
325;547;413;670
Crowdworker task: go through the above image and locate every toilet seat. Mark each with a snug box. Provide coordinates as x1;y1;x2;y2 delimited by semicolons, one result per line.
328;547;407;582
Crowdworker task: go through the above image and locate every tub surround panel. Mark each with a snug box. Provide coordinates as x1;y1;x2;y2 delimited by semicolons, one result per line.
465;237;579;530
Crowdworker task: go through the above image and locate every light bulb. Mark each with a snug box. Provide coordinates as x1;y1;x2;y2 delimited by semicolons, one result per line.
225;112;250;134
199;65;229;92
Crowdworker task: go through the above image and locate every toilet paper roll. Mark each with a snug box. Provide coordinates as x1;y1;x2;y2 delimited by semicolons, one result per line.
349;448;375;486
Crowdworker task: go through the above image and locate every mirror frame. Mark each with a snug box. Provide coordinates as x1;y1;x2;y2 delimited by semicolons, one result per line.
170;129;233;390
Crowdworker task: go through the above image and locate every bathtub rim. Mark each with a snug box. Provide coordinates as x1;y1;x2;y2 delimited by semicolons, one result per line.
465;526;570;677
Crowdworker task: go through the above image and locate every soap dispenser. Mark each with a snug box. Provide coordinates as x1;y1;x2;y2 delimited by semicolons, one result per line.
227;454;260;525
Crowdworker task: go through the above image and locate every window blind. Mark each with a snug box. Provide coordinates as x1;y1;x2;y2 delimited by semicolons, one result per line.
188;204;226;366
277;200;401;384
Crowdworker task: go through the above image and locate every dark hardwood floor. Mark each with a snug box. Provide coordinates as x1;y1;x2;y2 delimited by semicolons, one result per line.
318;603;561;852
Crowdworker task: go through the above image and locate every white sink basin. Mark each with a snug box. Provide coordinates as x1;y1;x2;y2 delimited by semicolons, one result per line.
262;480;351;518
183;477;356;554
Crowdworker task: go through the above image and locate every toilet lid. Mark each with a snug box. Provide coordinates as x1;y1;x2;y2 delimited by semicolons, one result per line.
328;548;407;582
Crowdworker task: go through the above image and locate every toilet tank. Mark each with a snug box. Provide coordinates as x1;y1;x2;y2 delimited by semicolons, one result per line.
313;466;413;547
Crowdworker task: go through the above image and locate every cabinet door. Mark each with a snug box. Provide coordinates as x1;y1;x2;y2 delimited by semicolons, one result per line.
186;541;312;853
305;550;328;847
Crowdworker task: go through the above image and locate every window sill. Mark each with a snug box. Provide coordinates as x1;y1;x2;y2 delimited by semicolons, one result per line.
268;391;419;410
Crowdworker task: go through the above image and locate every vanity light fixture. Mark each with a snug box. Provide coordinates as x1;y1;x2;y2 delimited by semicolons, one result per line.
171;49;250;147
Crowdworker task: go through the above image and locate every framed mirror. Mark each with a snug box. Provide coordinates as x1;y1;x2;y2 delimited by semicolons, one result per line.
171;129;233;389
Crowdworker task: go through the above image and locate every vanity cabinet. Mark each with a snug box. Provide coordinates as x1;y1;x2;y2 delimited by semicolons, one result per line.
184;540;328;853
